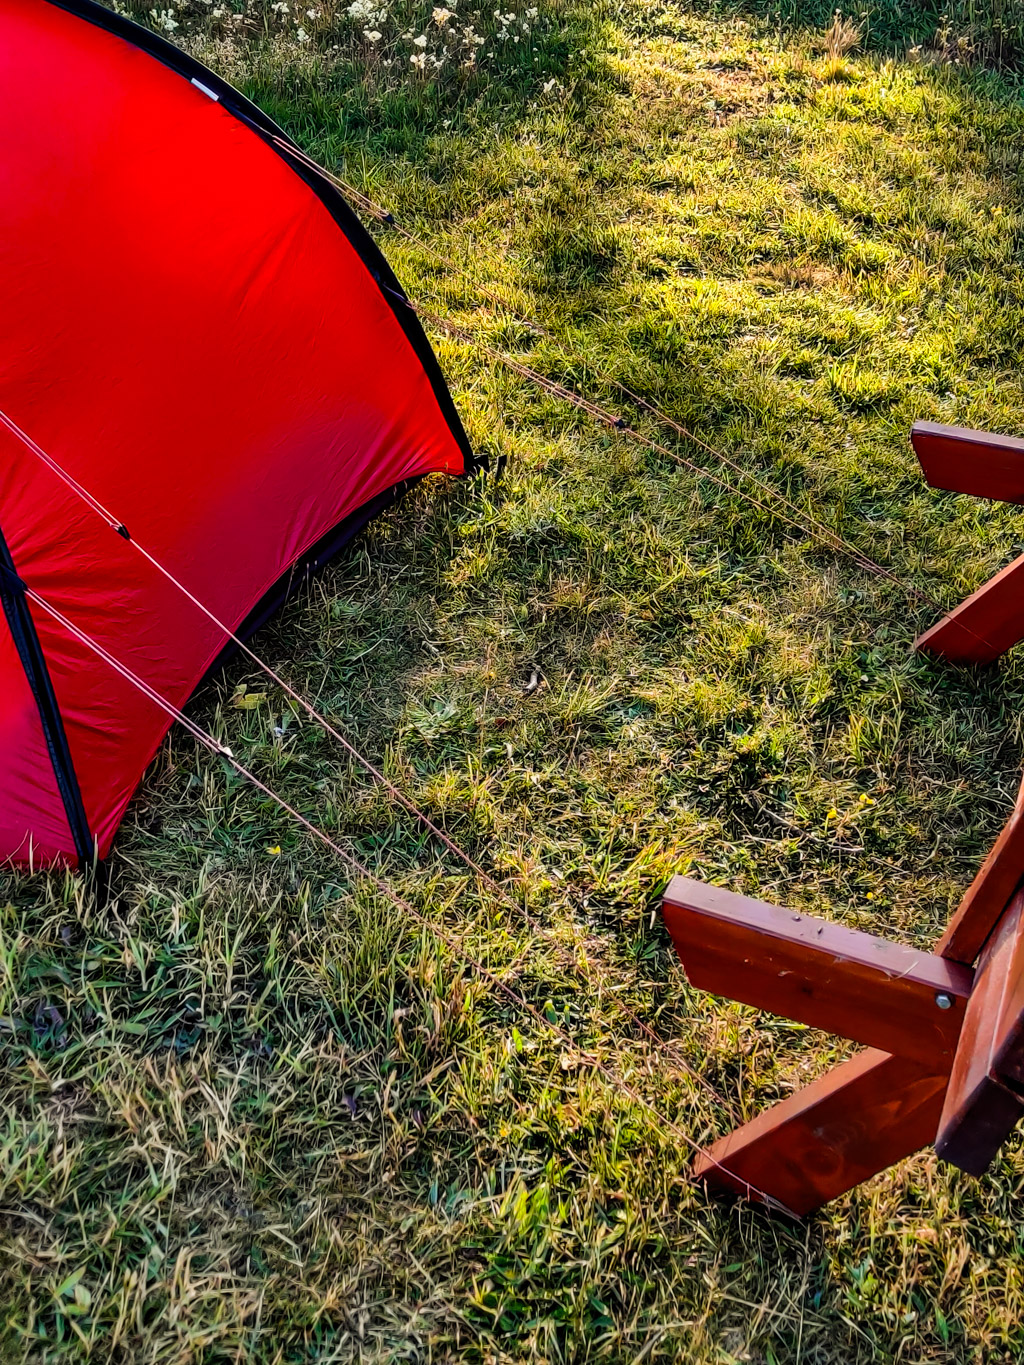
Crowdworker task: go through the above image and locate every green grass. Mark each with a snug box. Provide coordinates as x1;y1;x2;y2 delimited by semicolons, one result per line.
746;0;1024;66
5;0;1024;1359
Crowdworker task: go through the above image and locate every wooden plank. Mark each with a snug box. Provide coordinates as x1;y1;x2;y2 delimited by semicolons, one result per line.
663;876;972;1068
938;774;1024;966
915;551;1024;667
912;421;1024;504
694;1048;950;1217
936;889;1024;1176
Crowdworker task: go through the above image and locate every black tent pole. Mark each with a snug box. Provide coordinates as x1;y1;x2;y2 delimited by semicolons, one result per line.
0;523;93;868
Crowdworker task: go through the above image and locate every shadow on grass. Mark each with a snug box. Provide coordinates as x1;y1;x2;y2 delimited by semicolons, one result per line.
7;5;1024;1363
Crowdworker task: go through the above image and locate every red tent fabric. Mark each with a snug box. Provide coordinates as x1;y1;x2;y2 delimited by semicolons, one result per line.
0;0;473;868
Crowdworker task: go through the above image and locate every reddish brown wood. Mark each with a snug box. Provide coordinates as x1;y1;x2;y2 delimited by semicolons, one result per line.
663;876;972;1067
914;551;1024;666
695;1048;950;1217
936;889;1024;1175
912;421;1024;504
938;774;1024;966
661;761;1024;1211
911;423;1024;664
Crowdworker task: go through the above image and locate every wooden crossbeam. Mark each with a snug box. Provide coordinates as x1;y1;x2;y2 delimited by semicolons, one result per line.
915;554;1024;667
693;1049;950;1218
911;422;1024;665
662;877;972;1068
662;778;1024;1212
912;421;1024;504
938;776;1024;966
662;877;974;1210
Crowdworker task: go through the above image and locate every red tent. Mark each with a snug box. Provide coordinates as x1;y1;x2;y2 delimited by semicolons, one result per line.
0;0;474;868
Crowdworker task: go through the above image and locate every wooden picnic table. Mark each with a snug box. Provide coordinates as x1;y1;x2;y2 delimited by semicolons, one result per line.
659;421;1024;1216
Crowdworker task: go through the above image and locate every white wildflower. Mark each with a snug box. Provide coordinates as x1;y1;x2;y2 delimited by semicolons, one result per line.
543;77;556;91
413;32;427;45
364;27;382;39
296;24;309;39
433;6;454;24
410;50;427;66
149;8;178;31
348;0;385;21
306;6;320;15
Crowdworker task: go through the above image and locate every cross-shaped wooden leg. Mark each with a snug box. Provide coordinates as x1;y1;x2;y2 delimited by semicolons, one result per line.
912;422;1024;665
662;878;973;1215
663;774;1024;1214
691;1049;949;1218
936;888;1024;1175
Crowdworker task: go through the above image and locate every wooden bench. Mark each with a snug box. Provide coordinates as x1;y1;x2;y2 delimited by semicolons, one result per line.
662;775;1024;1216
912;421;1024;665
657;421;1024;1215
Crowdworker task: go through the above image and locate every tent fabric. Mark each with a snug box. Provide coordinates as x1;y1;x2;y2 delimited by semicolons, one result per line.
0;0;474;868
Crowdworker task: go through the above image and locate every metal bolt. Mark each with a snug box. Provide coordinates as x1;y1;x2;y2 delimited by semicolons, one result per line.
935;993;953;1010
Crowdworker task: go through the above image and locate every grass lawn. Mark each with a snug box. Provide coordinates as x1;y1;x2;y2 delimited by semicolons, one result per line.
5;0;1024;1359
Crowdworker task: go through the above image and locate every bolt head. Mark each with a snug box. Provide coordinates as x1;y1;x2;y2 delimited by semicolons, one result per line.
935;992;954;1010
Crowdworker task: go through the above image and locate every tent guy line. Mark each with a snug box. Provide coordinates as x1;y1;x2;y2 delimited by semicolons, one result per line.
1;0;479;868
285;148;923;576
299;149;1003;653
0;201;1001;1077
385;219;902;581
0;407;129;539
271;134;394;224
23;577;790;1217
0;405;736;1118
385;287;1004;656
272;130;899;582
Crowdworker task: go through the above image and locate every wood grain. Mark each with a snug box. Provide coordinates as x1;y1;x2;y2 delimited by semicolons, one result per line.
694;1049;950;1217
663;876;972;1067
